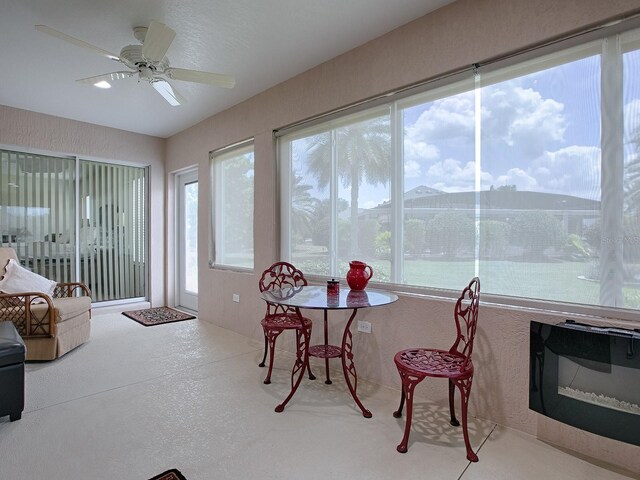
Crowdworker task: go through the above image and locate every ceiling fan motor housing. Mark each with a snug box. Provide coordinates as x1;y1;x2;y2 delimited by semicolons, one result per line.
119;44;169;75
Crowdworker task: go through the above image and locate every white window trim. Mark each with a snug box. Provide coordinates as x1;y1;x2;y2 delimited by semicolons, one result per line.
209;139;255;272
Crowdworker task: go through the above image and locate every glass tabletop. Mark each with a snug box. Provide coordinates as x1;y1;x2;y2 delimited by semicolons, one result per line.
260;285;398;310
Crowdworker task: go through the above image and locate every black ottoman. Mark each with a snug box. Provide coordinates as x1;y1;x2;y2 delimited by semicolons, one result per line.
0;321;26;421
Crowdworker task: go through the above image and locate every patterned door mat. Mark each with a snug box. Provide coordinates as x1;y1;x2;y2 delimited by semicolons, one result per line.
122;307;195;327
148;469;187;480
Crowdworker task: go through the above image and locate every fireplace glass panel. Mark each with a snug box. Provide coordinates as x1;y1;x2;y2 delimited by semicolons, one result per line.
530;321;640;446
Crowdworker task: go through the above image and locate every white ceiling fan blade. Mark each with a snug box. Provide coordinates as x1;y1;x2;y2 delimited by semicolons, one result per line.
35;25;120;61
76;71;134;85
164;68;235;88
142;21;176;62
152;80;186;106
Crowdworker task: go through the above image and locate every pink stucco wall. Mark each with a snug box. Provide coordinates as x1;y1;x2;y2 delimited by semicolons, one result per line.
165;0;640;473
0;104;166;307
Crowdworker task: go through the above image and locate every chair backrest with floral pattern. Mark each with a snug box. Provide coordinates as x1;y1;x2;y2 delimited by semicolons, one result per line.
259;262;307;317
449;277;480;370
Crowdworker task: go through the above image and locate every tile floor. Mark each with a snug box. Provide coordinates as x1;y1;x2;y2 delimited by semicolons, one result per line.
0;311;637;480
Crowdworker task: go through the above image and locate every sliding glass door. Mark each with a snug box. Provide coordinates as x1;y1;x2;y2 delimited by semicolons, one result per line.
0;149;147;303
0;150;76;283
79;160;146;302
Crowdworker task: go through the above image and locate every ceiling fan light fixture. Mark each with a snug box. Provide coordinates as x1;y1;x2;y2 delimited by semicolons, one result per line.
94;80;111;89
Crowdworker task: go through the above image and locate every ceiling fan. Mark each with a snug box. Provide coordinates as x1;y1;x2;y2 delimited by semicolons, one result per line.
35;21;235;106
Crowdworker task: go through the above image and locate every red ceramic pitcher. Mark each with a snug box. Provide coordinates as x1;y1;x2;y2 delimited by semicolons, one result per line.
346;260;373;291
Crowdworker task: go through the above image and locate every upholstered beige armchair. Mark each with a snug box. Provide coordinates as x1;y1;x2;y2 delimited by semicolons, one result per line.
0;248;91;361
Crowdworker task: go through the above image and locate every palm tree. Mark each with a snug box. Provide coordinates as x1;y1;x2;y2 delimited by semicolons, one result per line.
290;174;318;241
626;128;640;215
305;116;390;255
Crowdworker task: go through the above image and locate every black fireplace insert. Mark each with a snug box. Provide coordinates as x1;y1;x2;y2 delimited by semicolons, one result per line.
529;320;640;446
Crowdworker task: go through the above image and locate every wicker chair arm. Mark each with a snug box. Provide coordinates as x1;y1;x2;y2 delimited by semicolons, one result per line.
54;282;91;298
0;292;56;338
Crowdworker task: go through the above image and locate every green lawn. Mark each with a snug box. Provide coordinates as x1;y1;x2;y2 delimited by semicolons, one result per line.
405;260;601;305
406;259;637;308
293;244;640;309
293;245;640;309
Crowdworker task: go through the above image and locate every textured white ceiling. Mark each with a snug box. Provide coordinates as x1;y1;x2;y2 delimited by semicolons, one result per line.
0;0;453;138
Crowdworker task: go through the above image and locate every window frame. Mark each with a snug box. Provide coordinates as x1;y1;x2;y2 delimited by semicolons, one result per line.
209;139;255;272
277;18;640;322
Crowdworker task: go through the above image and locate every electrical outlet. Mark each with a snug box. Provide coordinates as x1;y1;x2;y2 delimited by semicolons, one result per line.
357;320;371;334
232;294;240;303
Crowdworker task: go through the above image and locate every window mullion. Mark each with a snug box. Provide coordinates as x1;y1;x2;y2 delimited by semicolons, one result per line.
330;130;338;276
474;70;481;278
279;141;293;262
391;102;403;284
209;153;218;267
219;163;225;264
600;35;625;307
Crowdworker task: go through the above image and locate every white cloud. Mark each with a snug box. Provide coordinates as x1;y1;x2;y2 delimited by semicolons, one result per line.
402;145;599;199
482;145;601;199
402;91;474;176
425;159;493;192
531;145;601;199
406;93;475;141
534;166;551;176
495;168;538;190
398;79;600;197
402;80;569;184
482;83;566;158
404;141;439;162
404;159;421;178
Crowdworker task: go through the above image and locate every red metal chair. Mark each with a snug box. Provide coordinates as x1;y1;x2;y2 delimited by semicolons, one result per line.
258;262;315;384
393;277;480;461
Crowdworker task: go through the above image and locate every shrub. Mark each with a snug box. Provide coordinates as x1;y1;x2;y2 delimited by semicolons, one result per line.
358;219;380;257
375;231;391;260
509;210;565;258
405;219;426;255
426;212;474;258
478;220;509;258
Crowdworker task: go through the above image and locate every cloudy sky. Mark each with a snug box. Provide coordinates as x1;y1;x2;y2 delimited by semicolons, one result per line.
403;54;604;200
292;47;639;211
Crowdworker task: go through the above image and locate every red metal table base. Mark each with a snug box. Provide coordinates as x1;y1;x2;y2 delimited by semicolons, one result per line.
340;308;371;418
276;307;371;418
308;309;341;384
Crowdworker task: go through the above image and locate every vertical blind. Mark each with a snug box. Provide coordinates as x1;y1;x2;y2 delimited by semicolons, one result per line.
79;160;146;302
0;149;147;302
0;150;76;283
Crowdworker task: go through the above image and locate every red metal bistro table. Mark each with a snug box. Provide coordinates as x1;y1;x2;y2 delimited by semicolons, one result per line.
260;285;398;417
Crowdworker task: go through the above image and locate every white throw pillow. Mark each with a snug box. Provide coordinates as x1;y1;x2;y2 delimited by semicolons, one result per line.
0;258;57;301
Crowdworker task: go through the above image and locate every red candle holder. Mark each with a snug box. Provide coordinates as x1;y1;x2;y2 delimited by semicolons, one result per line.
327;279;340;296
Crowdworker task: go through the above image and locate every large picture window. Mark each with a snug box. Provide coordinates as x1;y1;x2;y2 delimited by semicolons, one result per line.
210;141;254;270
279;26;640;315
